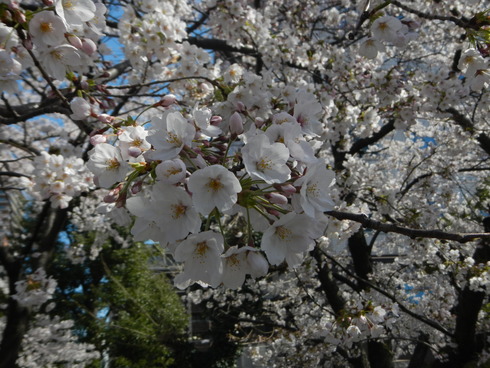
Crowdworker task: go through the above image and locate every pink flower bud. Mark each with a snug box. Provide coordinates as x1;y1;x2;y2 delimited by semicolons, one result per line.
97;114;114;124
13;9;26;24
90;134;107;145
81;38;97;56
266;208;281;217
210;115;222;126
266;192;288;205
235;101;246;112
229;112;244;135
42;0;54;5
255;117;265;128
103;193;117;203
155;94;177;108
128;146;142;157
199;82;213;93
280;184;297;196
68;35;83;49
131;181;143;194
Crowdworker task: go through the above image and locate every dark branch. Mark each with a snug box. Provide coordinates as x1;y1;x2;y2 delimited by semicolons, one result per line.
325;210;490;243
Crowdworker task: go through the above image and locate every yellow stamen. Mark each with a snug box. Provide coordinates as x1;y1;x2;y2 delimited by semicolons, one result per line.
195;241;208;256
40;22;53;33
106;158;121;170
171;204;186;219
275;226;292;241
207;178;223;192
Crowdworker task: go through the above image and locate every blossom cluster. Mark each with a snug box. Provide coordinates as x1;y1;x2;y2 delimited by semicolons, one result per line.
85;94;337;289
31;151;94;208
359;15;418;59
1;0;106;86
12;268;57;309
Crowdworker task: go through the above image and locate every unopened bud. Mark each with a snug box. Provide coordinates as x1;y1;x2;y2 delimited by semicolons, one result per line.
255;117;265;128
42;0;54;5
103;193;117;203
81;38;97;56
155;94;177;108
229;112;244;135
280;184;297;196
13;9;26;24
131;181;143;194
128;146;142;157
266;192;288;205
235;101;246;112
210;115;222;126
90;134;107;145
97;114;114;124
266;208;281;217
68;35;83;49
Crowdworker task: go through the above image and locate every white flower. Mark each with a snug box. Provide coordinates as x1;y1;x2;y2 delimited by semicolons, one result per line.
155;158;187;184
293;95;324;137
86;143;129;188
293;160;336;217
29;11;67;47
193;104;221;137
223;63;243;84
173;231;224;289
359;38;385;59
261;212;326;268
118;125;151;159
221;246;253;289
371;15;403;43
55;0;96;27
265;122;316;164
187;165;242;215
39;44;82;81
458;49;485;75
151;183;201;243
126;196;167;243
220;246;267;288
146;111;196;161
242;134;291;184
70;97;92;120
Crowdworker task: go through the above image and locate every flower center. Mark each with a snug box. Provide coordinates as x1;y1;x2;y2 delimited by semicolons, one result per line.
106;158;121;170
171;203;186;219
63;0;74;9
166;167;182;176
207;178;223;192
195;241;208;256
40;22;53;33
226;254;240;268
132;138;143;147
307;183;319;197
275;226;292;241
256;158;272;171
166;132;182;146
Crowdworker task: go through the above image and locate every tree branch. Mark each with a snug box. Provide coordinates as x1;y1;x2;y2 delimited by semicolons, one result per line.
390;1;472;29
325;210;490;243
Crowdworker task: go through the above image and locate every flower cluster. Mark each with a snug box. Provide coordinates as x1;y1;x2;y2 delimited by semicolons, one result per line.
86;96;337;289
31;151;94;208
359;15;418;59
12;268;57;309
